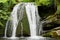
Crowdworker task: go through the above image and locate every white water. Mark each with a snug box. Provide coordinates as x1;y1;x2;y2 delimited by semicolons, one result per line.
25;3;39;36
20;22;24;37
11;4;20;37
39;21;45;35
25;4;43;38
4;21;9;38
11;3;25;37
4;3;41;38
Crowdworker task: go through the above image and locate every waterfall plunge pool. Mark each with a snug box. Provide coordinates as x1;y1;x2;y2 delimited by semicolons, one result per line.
0;37;56;40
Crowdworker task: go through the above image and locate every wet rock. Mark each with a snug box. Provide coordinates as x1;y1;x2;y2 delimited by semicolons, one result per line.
42;14;60;38
16;12;30;37
42;27;60;38
43;14;60;31
43;22;60;30
55;30;60;36
53;27;60;30
49;30;60;37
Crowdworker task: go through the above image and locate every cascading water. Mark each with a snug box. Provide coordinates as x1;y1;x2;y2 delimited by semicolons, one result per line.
11;4;18;37
25;3;45;39
4;21;9;37
4;3;25;38
20;22;24;37
25;3;40;37
10;3;25;38
4;3;43;38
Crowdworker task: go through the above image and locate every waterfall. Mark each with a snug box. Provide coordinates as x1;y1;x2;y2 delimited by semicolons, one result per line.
25;3;44;39
25;3;40;37
11;3;25;38
10;3;20;37
4;3;25;38
4;21;9;37
4;3;42;38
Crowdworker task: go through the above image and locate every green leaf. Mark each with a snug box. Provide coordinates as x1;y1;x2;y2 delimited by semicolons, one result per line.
0;0;8;3
12;0;17;4
35;0;51;6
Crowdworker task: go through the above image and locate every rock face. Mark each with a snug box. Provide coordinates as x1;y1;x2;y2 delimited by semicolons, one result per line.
48;30;60;37
40;1;60;36
42;14;60;37
43;14;60;30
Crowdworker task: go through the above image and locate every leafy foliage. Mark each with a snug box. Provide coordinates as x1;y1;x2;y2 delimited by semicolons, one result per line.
35;0;53;6
0;0;8;3
0;0;17;29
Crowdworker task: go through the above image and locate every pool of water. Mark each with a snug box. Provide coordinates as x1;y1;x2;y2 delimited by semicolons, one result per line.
0;37;56;40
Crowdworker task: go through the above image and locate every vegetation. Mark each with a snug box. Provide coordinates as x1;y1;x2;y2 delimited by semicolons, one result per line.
35;0;53;6
0;0;18;36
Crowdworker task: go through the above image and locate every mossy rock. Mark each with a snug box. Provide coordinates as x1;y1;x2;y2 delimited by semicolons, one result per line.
16;12;30;37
